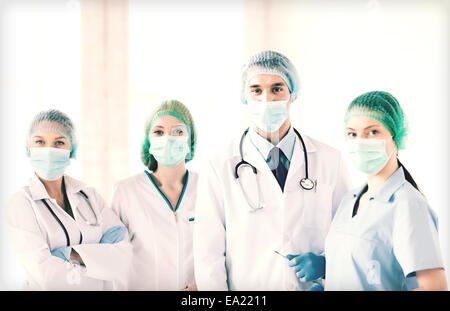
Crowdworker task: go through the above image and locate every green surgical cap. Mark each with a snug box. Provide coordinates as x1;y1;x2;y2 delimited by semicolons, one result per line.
26;109;78;158
344;91;408;149
141;100;196;171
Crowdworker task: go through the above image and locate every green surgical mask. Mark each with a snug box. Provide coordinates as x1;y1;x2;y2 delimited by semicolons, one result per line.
346;139;394;175
149;135;189;167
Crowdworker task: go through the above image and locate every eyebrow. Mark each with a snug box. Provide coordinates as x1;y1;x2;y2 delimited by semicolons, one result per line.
152;124;185;129
346;125;381;131
249;82;286;88
32;136;66;140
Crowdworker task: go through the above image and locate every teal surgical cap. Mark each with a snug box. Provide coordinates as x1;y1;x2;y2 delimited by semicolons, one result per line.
26;109;78;158
241;50;300;104
141;100;196;171
344;91;408;150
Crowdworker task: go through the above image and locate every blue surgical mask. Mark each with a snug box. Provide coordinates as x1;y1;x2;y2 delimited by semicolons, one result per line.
149;135;189;167
346;139;394;175
30;147;71;181
248;100;289;133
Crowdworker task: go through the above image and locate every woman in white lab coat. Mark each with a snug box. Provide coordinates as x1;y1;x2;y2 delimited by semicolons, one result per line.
111;100;198;290
6;109;132;290
193;50;352;291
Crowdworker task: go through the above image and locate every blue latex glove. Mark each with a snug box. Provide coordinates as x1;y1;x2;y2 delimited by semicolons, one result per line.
307;283;324;291
51;246;72;263
287;252;325;282
99;226;127;244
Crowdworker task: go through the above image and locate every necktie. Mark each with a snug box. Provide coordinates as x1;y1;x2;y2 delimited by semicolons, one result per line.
269;147;288;191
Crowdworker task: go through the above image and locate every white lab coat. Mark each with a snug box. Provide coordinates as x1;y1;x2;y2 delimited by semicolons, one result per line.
111;170;198;290
194;131;351;291
6;174;132;290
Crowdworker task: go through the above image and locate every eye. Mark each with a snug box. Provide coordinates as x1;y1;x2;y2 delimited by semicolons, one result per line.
369;130;379;136
35;139;45;144
174;129;184;136
272;87;283;93
153;130;164;135
55;140;65;146
251;88;262;94
347;132;357;138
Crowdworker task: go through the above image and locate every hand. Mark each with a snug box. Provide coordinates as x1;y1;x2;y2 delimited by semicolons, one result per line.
50;246;72;263
99;226;127;244
287;252;325;282
70;248;85;266
307;283;324;291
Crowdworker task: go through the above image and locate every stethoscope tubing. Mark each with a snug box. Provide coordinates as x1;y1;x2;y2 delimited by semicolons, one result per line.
235;127;312;190
41;190;95;247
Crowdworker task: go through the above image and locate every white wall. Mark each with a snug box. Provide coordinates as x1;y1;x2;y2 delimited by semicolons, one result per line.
0;0;81;290
128;0;245;175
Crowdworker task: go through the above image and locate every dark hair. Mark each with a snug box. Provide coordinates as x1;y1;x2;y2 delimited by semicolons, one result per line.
397;159;422;195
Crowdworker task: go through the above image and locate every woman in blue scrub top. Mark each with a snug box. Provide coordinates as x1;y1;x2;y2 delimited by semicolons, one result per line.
324;91;447;291
111;100;198;290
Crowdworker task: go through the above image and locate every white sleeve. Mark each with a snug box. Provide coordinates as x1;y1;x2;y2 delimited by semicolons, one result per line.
393;198;444;277
110;183;132;237
6;191;89;290
72;188;132;289
331;152;352;219
193;158;229;291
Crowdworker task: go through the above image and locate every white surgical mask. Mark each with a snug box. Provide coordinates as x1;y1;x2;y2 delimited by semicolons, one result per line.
247;100;289;133
30;147;71;181
346;139;394;175
149;135;189;167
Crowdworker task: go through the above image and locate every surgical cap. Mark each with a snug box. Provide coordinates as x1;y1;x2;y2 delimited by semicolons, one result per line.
344;91;408;149
26;109;78;158
141;100;196;171
241;50;300;104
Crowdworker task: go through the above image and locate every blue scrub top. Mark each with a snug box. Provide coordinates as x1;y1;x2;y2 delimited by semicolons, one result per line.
324;166;444;291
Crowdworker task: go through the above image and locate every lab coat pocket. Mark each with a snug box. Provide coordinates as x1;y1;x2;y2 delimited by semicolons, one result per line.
186;213;196;237
302;182;333;229
187;215;195;223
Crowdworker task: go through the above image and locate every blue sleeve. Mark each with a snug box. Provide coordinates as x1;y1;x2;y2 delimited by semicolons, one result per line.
392;194;444;277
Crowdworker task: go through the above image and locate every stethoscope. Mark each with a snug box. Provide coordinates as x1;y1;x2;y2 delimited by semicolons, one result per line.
234;127;316;212
41;190;99;247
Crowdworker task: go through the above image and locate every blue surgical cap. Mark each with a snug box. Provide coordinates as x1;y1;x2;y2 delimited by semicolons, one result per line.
241;50;300;104
26;109;78;158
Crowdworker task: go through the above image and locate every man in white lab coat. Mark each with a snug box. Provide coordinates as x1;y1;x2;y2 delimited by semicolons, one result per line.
193;50;351;291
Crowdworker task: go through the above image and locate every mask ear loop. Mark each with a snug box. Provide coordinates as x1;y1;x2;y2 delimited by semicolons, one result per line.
386;136;398;163
391;135;398;158
290;92;298;103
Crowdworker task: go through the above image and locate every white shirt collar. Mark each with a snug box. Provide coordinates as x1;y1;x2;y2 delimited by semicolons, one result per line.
248;126;296;162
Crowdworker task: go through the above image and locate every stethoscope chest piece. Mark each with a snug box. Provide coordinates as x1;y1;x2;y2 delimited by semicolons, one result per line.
300;178;315;190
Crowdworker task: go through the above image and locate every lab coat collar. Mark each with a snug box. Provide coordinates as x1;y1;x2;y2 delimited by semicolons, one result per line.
63;175;87;195
29;173;86;201
351;166;407;203
297;131;318;153
283;131;318;190
374;166;407;202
